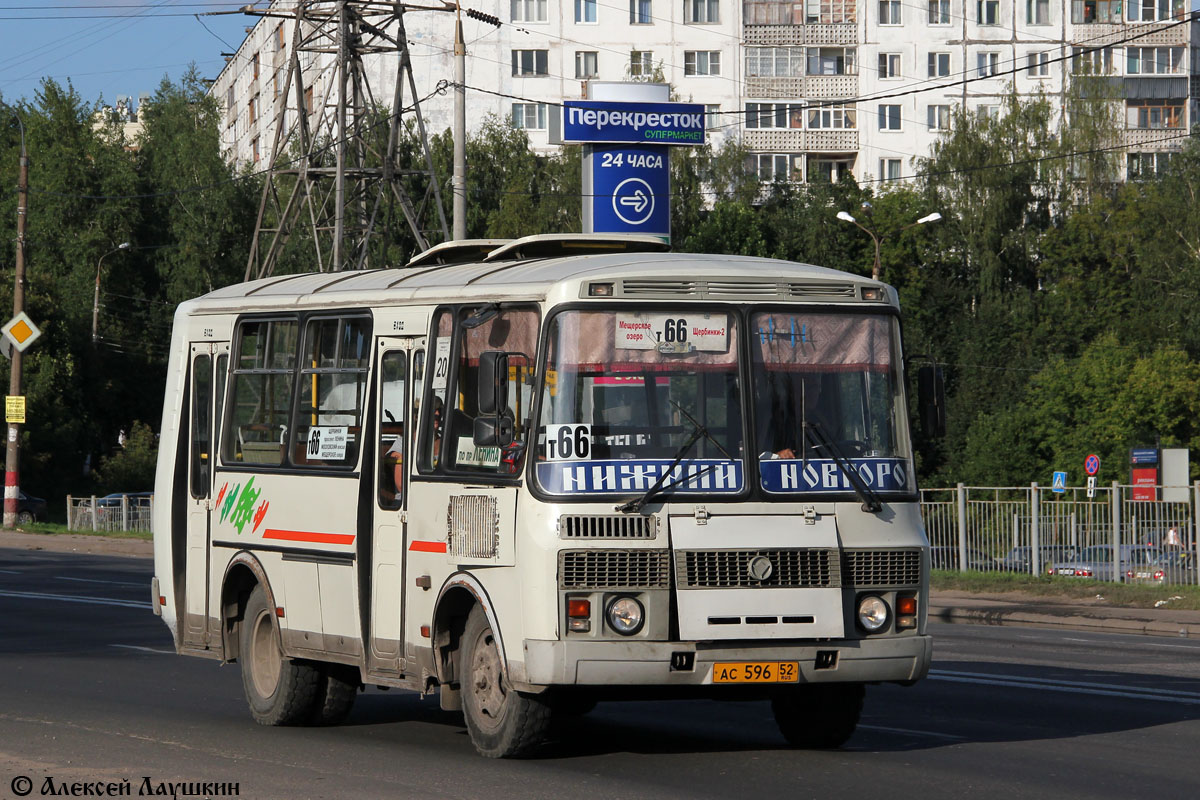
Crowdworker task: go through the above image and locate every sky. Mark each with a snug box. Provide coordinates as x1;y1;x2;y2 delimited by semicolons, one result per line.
0;1;257;109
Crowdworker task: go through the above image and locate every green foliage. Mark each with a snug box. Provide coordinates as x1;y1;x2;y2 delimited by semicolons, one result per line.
94;421;158;492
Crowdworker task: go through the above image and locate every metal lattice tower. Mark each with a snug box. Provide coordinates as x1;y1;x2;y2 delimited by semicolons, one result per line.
245;1;449;280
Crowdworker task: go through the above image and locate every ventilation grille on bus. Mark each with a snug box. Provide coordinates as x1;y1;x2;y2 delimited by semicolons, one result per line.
447;496;499;559
842;549;922;587
676;549;839;589
617;278;858;300
559;550;671;589
558;514;657;540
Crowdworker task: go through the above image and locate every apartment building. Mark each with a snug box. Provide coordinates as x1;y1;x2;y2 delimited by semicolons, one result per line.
209;1;1198;185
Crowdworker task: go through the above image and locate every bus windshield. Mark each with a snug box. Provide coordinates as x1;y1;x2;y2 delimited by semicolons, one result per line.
535;309;744;497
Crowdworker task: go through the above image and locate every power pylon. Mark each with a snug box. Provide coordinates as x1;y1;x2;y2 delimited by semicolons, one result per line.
245;1;449;280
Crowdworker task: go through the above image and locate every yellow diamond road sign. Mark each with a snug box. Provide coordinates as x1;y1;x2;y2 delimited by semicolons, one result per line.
2;312;41;353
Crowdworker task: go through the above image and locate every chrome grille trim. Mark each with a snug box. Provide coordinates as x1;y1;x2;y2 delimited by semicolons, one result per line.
559;549;671;589
676;549;840;589
558;514;657;539
614;278;861;301
842;548;922;587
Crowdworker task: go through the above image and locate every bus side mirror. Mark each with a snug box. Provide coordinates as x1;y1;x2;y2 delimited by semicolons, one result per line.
478;351;508;416
474;414;514;448
917;365;946;438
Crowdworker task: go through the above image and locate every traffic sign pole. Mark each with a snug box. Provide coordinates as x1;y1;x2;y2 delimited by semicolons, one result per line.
4;136;26;529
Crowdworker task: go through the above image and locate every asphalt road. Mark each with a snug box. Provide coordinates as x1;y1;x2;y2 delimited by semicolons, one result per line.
2;547;1199;800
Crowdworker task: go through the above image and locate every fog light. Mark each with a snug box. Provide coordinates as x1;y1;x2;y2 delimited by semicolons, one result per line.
857;595;890;632
568;618;591;632
606;596;644;635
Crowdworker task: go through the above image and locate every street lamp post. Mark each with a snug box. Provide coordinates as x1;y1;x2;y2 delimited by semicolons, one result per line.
92;242;130;345
837;206;942;282
2;102;27;529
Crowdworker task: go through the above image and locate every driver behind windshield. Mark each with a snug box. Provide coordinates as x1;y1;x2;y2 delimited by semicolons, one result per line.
756;371;831;459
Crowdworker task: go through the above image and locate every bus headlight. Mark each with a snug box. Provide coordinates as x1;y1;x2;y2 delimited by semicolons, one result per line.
857;595;890;633
606;596;644;635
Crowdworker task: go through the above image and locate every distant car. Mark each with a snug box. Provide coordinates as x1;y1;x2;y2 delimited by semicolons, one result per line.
996;545;1078;573
1047;544;1163;584
96;491;154;508
1153;549;1194;586
930;546;994;571
17;491;46;524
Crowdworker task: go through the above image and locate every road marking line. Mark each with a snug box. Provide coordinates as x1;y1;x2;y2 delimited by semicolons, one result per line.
0;589;147;609
930;669;1200;704
0;569;20;574
56;575;145;588
110;644;174;654
859;724;964;740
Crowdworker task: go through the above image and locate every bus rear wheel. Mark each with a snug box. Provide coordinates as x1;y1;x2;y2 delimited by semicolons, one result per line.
239;585;320;726
310;664;359;725
771;683;864;749
460;605;551;758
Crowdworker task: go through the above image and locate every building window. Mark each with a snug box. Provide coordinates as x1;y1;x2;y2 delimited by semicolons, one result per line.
1027;52;1050;77
878;53;901;78
808;47;856;75
927;0;950;22
745;46;805;77
755;153;801;183
802;0;856;23
1128;0;1183;22
225;86;235;122
1126;99;1184;129
928;52;951;77
927;104;951;130
879;158;902;181
304;86;314;115
878;104;901;130
252;136;260;163
1071;0;1120;22
807;103;856;129
575;0;597;22
511;0;548;22
977;52;1000;77
1127;151;1175;178
745;102;804;129
252;52;260;80
685;50;721;75
705;104;723;129
630;0;652;23
248;94;258;125
879;0;901;24
1027;0;1050;23
630;50;655;77
978;104;1001;120
1072;45;1113;74
512;49;549;76
512;102;548;130
1127;47;1183;75
978;0;999;24
686;0;720;23
273;69;281;99
576;51;599;78
276;24;285;50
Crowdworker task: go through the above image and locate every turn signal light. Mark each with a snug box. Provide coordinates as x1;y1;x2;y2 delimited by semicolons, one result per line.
568;599;590;618
896;597;917;616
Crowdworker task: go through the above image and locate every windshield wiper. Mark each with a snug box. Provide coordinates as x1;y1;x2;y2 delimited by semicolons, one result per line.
615;415;722;514
803;421;882;514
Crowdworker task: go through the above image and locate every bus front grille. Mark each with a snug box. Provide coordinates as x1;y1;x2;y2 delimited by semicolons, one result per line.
559;549;671;589
842;548;922;587
676;549;839;589
558;514;657;539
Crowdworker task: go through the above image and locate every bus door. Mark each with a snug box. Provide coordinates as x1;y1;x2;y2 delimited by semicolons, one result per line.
184;340;229;648
367;337;423;675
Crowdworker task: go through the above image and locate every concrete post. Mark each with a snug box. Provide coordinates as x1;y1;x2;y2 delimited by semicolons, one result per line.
1030;482;1040;576
1111;481;1121;583
956;483;967;573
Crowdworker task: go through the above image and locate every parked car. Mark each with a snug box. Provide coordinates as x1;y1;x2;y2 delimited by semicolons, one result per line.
96;491;153;508
1047;544;1164;584
1155;549;1196;586
17;491;46;524
996;545;1078;573
930;546;994;571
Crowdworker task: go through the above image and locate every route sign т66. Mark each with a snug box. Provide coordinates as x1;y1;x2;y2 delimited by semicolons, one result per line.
587;143;670;237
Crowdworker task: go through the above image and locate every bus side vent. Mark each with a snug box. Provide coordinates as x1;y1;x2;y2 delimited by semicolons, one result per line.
842;549;921;587
676;549;839;589
559;550;671;589
558;514;657;539
616;279;858;300
447;496;500;559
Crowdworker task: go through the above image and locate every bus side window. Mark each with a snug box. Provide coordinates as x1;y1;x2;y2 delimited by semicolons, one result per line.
189;353;212;498
378;350;406;508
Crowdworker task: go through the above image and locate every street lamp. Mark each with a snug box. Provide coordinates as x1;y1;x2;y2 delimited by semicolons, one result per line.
1;100;28;529
92;242;131;344
837;207;942;282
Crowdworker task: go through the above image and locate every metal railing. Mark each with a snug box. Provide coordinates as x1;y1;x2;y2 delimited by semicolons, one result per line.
66;494;153;534
921;483;1199;586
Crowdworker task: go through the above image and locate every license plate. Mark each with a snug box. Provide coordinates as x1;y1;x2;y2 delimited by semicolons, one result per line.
1057;568;1075;575
712;661;799;684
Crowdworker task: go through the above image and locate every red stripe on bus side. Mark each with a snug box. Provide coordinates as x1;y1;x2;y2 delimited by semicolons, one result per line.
263;528;356;546
409;540;448;553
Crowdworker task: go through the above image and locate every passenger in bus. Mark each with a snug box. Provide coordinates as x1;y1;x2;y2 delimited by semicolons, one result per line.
760;372;829;459
379;433;403;505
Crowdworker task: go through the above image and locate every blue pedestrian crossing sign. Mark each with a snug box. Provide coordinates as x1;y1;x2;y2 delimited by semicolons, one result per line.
1052;471;1067;493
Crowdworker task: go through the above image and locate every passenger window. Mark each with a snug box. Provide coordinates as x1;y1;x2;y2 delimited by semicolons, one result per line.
421;311;453;472
224;319;298;465
378;350;407;508
190;353;212;498
293;316;371;467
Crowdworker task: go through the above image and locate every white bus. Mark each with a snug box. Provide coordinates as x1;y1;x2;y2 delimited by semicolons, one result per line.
151;234;935;757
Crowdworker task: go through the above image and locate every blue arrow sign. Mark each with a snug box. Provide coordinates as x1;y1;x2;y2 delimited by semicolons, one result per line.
589;144;670;237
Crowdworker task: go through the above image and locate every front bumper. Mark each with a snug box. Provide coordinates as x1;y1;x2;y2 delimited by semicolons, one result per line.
516;634;932;689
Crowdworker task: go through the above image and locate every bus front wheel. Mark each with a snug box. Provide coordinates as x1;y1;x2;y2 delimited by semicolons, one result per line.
460;605;551;758
239;584;320;726
771;683;864;749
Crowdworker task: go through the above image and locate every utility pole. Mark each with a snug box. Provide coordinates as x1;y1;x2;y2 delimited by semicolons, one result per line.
4;118;27;529
452;0;466;240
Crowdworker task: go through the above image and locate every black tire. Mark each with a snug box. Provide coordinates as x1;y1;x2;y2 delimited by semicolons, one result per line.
772;683;865;749
460;605;552;758
310;663;359;725
16;510;33;525
239;585;320;726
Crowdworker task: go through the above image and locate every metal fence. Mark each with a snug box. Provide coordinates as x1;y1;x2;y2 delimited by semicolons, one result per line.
921;483;1199;586
66;495;153;534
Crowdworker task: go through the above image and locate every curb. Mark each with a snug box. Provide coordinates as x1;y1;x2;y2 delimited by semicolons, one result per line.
930;604;1199;638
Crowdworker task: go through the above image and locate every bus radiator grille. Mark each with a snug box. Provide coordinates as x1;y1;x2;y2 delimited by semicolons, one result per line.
559;550;671;590
842;549;922;587
676;549;839;589
557;514;658;539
